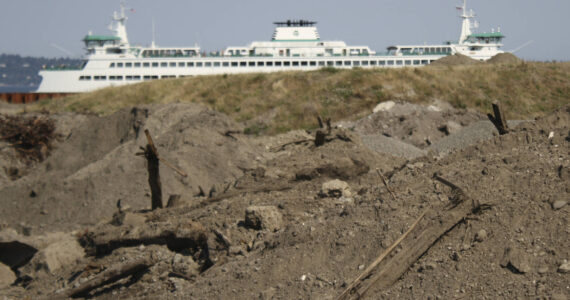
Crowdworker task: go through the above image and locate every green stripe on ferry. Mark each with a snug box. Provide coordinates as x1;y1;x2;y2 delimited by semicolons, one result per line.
271;39;321;42
469;32;505;38
83;35;121;41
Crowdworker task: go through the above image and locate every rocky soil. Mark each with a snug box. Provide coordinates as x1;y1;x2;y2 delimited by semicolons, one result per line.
0;100;568;299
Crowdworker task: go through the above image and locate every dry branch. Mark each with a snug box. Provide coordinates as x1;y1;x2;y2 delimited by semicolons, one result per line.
376;169;397;202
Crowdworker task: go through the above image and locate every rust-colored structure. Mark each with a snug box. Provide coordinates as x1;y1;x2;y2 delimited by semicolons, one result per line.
0;93;72;104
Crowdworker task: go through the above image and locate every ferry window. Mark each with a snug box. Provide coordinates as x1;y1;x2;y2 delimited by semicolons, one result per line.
310;61;316;66
344;61;351;66
196;62;203;67
134;76;141;80
413;60;420;65
134;62;141;67
144;75;151;80
214;62;221;67
126;76;133;80
231;62;238;67
318;61;325;66
421;60;429;65
327;61;333;66
387;60;394;65
109;76;116;80
266;61;273;66
110;63;115;68
125;63;132;67
178;62;185;67
117;63;123;67
292;61;299;66
152;62;158;67
301;61;308;66
205;62;212;67
362;61;368;66
152;75;158;79
405;60;411;65
436;48;441;53
257;61;264;66
335;61;342;66
248;62;255;66
275;61;282;66
187;62;194;67
161;62;168;67
370;61;377;66
170;62;176;67
353;61;360;66
283;61;290;66
378;61;385;66
240;62;247;67
396;60;403;65
223;62;229;67
117;76;123;80
144;62;150;67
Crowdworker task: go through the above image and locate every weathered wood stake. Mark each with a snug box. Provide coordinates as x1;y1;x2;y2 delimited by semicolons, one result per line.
487;101;509;135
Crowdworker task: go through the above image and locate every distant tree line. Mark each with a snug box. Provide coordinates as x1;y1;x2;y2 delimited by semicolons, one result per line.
0;54;81;90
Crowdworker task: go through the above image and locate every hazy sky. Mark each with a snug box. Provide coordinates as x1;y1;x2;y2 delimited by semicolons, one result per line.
0;0;568;61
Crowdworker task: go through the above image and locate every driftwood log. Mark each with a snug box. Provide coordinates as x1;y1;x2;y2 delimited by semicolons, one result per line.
338;176;484;300
66;258;153;298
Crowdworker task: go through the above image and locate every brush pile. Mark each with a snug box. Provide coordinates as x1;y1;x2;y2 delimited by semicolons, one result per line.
0;114;58;163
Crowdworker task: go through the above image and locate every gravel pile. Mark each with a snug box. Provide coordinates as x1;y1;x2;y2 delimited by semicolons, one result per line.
359;134;427;159
428;120;526;156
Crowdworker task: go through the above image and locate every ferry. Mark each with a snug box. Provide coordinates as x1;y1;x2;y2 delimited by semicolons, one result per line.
35;0;504;93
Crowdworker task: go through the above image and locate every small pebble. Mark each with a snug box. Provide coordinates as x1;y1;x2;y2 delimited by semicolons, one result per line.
558;260;570;274
552;200;567;210
475;229;487;242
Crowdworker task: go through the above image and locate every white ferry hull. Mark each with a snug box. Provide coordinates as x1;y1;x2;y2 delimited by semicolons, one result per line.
37;55;445;93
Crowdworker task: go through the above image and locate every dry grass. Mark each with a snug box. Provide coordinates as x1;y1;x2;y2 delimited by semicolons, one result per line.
34;61;570;135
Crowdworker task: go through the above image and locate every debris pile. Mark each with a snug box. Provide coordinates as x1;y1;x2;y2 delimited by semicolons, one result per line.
0;101;568;299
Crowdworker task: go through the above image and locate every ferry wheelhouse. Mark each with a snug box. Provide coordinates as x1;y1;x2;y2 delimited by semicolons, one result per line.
387;0;504;60
36;0;503;93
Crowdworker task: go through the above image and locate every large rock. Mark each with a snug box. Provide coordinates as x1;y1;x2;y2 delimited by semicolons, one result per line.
373;101;396;113
245;206;283;231
0;262;16;288
501;247;532;274
21;236;85;276
321;179;352;198
171;253;200;280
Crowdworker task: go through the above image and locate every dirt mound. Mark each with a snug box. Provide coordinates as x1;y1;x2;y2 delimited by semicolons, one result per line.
0;102;568;299
429;54;482;66
0;103;262;233
487;52;522;64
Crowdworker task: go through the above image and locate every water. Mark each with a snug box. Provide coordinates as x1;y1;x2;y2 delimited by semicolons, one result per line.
0;86;37;93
